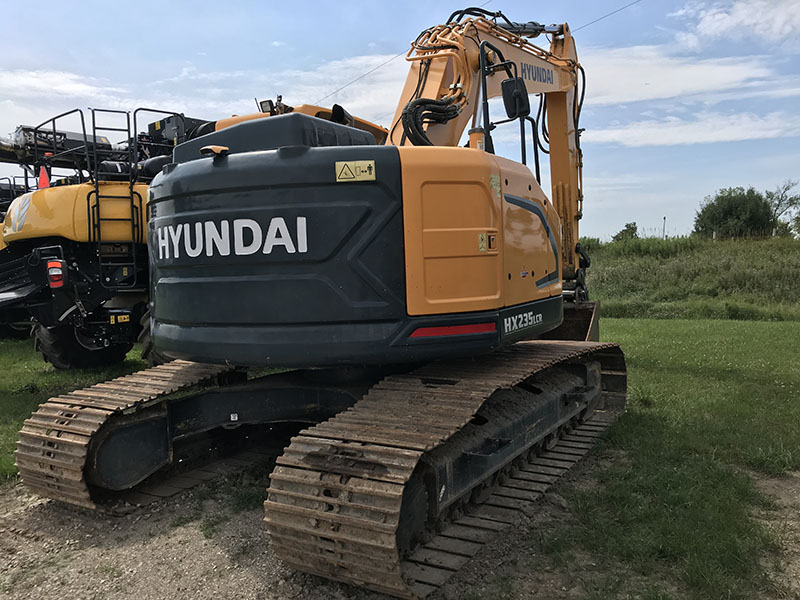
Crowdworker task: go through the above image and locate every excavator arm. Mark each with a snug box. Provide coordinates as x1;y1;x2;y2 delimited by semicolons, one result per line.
388;8;586;290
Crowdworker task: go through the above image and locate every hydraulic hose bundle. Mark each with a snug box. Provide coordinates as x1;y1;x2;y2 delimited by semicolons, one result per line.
399;20;474;146
401;95;460;146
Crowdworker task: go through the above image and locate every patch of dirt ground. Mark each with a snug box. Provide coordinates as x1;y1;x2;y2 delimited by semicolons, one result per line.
753;471;800;599
1;460;798;600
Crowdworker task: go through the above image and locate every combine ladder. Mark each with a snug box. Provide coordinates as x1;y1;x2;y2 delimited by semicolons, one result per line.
87;108;143;290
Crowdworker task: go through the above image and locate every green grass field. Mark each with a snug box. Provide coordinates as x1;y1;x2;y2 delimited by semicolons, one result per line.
1;318;798;599
584;237;800;321
0;339;145;479
546;318;800;599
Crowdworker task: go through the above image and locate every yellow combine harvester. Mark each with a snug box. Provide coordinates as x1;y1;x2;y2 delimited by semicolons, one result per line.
15;7;626;598
0;109;189;366
0;174;34;338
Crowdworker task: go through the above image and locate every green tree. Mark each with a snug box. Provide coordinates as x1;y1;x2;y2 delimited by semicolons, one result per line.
766;179;800;231
774;220;794;238
694;187;772;239
612;222;638;242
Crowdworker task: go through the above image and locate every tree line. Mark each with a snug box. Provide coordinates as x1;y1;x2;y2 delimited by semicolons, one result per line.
612;180;799;241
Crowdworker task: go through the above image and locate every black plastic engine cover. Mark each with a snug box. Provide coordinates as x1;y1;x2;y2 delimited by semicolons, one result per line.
172;112;375;164
148;115;416;365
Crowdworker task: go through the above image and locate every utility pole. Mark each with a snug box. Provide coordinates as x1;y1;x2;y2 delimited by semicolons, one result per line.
662;216;666;239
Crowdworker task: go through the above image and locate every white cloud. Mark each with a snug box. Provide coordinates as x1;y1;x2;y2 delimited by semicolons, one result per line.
0;52;408;142
667;1;705;19
581;45;782;106
672;0;800;48
1;42;797;157
142;53;407;125
152;66;249;85
271;41;286;47
583;173;655;193
584;111;800;147
266;54;407;124
0;69;124;102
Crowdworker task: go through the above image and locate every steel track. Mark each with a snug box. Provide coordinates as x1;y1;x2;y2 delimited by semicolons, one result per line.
398;414;614;596
13;341;626;599
15;360;234;509
265;340;626;598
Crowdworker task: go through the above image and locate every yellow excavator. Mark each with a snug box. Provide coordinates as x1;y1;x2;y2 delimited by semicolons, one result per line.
15;7;626;598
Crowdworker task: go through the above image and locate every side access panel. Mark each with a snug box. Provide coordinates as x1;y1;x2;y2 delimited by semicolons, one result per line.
495;156;563;306
399;147;503;316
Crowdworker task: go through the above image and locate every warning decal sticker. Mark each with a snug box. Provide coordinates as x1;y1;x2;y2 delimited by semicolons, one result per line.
335;160;376;182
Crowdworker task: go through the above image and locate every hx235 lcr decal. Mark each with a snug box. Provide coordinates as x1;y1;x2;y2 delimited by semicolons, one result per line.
504;311;544;334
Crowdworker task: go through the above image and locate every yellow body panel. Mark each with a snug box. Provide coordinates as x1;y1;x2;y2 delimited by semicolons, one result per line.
2;182;148;245
400;147;561;316
497;156;563;306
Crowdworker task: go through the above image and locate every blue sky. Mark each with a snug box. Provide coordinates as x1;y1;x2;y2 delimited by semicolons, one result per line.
1;0;798;238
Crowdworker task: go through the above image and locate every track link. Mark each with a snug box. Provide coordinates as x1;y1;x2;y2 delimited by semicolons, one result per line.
15;360;233;509
265;340;626;598
400;414;613;595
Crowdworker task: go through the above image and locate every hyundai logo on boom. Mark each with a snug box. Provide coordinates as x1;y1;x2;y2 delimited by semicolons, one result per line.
156;217;308;259
520;63;554;85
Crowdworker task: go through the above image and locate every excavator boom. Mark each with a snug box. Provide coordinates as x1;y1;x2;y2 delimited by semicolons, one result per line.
388;9;587;290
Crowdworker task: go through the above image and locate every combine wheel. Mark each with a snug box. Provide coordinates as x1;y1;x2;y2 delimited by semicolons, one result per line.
34;324;131;369
138;309;169;366
0;309;33;339
0;323;31;339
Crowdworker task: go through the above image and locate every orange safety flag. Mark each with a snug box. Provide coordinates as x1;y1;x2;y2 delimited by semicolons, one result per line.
38;165;50;188
38;152;52;188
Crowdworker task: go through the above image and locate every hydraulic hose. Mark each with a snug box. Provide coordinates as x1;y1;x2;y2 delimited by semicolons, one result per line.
401;95;460;146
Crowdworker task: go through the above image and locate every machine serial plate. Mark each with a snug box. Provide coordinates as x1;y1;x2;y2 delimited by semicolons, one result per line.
335;160;375;182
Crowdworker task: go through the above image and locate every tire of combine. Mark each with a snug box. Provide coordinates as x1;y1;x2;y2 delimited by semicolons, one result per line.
0;323;32;340
137;309;169;366
34;324;131;370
